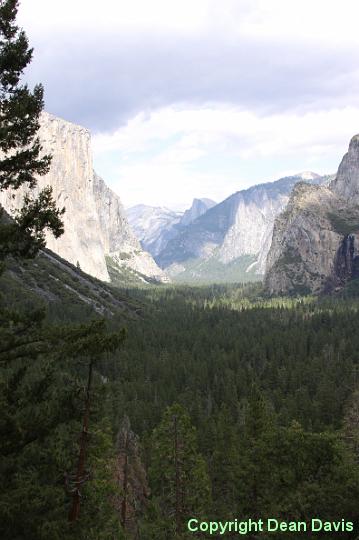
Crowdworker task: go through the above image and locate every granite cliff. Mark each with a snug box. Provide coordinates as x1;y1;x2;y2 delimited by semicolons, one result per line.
265;136;359;295
127;198;216;258
155;174;328;284
126;204;183;257
179;198;216;227
0;113;168;284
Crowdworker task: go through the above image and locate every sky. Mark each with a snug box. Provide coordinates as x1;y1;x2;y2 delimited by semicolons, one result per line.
17;0;359;210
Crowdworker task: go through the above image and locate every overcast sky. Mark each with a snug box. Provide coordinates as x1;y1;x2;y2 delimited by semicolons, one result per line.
18;0;359;210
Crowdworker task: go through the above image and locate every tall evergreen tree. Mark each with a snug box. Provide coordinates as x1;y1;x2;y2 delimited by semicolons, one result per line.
0;0;64;262
113;415;149;538
148;403;211;538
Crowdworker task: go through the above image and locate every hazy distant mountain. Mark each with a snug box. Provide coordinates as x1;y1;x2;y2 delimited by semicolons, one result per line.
126;204;183;257
156;173;332;284
179;198;216;227
126;198;216;257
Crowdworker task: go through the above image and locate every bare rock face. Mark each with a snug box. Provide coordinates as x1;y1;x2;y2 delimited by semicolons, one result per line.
156;174;328;283
216;183;293;274
265;136;359;295
0;113;109;280
331;135;359;202
0;113;168;284
179;198;216;227
93;173;170;282
126;204;183;257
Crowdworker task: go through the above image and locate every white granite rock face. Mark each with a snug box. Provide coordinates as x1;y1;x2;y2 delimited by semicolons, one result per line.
157;175;319;277
94;174;169;282
179;198;216;227
217;188;291;274
127;204;182;257
264;184;351;294
0;113;168;284
0;112;109;280
265;137;359;295
331;134;359;203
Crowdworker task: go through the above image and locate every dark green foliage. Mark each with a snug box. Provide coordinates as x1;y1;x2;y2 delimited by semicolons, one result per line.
327;210;359;236
102;284;359;537
0;248;140;321
340;277;359;298
0;312;127;539
3;273;359;537
144;404;211;538
0;0;49;186
0;0;64;261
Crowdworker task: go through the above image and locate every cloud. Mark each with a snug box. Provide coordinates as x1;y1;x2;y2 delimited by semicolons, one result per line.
92;105;359;208
15;1;359;208
18;1;359;132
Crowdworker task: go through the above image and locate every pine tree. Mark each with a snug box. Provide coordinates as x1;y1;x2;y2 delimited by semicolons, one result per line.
343;388;359;461
0;0;64;262
237;385;277;519
0;319;127;539
208;406;240;519
149;403;211;538
114;415;149;537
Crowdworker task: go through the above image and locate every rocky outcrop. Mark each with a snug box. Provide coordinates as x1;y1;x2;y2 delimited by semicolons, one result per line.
331;134;359;201
93;174;169;282
0;112;168;284
265;136;359;295
156;174;329;283
0;112;109;280
126;198;216;259
179;198;216;227
126;204;182;257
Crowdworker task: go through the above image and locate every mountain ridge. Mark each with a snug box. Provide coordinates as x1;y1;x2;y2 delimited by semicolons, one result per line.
155;173;332;283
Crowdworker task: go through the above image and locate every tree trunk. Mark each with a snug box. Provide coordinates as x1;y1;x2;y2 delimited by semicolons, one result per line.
68;359;94;522
174;414;181;535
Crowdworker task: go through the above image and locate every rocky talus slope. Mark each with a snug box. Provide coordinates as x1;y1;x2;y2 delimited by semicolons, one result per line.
265;136;359;295
0;113;168;285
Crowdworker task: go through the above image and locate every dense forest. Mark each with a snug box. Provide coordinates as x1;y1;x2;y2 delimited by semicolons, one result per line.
2;277;359;539
1;1;359;538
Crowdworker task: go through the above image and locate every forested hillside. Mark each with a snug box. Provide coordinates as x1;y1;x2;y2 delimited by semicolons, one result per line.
2;1;359;539
3;278;359;538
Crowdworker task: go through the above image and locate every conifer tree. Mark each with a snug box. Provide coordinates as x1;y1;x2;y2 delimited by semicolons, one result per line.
149;403;211;538
114;415;149;537
0;0;64;262
343;388;359;461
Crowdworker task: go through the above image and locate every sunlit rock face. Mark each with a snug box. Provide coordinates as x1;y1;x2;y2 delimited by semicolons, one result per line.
155;174;329;283
0;113;168;284
126;204;183;257
94;174;170;283
331;135;359;202
265;136;359;295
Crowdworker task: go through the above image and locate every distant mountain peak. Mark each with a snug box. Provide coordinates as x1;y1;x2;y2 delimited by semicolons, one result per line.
180;197;216;227
298;171;320;180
